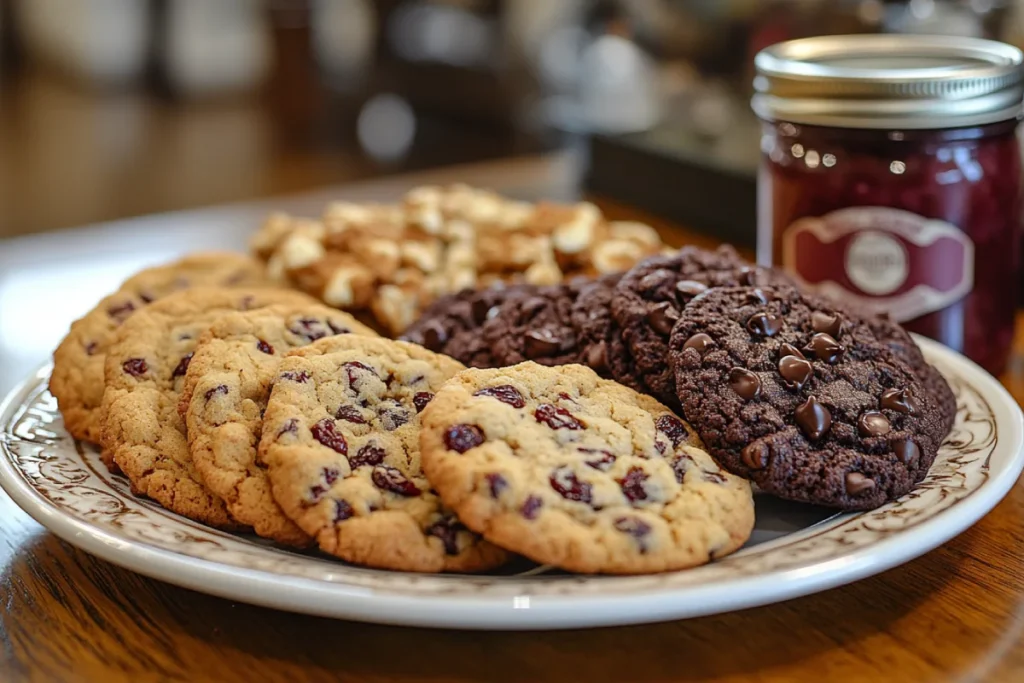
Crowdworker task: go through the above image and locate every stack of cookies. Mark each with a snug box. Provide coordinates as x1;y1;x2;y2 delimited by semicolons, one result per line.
402;244;957;512
250;185;670;335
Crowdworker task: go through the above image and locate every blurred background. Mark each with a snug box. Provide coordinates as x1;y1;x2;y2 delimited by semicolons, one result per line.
3;0;1024;240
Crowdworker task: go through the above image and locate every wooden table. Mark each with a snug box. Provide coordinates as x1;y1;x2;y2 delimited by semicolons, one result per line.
2;157;1023;683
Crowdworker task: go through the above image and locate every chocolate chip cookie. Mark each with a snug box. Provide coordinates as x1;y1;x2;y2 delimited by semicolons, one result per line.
400;286;532;368
102;287;316;528
259;336;509;572
419;362;754;574
611;246;790;408
669;285;944;510
180;304;377;545
482;282;586;368
51;252;270;444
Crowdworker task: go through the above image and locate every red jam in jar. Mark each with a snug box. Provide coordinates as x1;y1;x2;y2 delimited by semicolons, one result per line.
754;35;1024;375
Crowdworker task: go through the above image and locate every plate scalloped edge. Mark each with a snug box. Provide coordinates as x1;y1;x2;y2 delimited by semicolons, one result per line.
1;336;1021;630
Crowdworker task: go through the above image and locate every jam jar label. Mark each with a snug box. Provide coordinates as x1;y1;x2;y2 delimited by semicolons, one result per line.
781;207;974;322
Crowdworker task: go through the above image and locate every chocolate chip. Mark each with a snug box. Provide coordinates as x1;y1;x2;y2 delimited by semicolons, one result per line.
778;355;814;391
746;312;783;338
421;321;448;351
646;302;680;335
520;495;543;520
519;297;549;320
549;467;592;503
122;358;148;378
585;342;608;372
739;267;763;286
858;411;891;437
795;396;831;440
728;367;761;401
804;333;845;364
372;465;421;497
617;467;649;503
778;343;805;360
741;442;769;470
349;442;386;468
534;404;584;430
747;288;771;305
336;405;366;424
675;280;708;298
891;438;920;467
523;329;563;359
812;311;844;338
880;388;918;415
204;384;228;401
485;473;508;498
474;385;525;408
311;418;348;455
845;472;876;495
172;352;194;379
682;333;715;356
656;414;690;447
470;297;492;324
256;339;274;355
639;269;673;291
444;424;484;453
413;392;434;413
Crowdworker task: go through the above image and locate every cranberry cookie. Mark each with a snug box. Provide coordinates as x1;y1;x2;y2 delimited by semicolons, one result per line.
669;286;944;510
419;362;754;574
259;336;509;572
180;304;377;545
51;253;270;444
101;287;316;528
610;246;790;408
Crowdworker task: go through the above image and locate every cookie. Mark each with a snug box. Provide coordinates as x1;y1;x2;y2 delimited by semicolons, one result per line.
399;285;531;368
569;273;623;378
259;336;509;572
180;304;378;545
611;246;790;408
419;362;754;574
669;285;944;510
101;287;316;528
482;281;589;368
50;252;270;444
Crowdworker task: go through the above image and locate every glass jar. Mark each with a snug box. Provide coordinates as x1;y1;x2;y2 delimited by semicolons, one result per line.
753;35;1024;375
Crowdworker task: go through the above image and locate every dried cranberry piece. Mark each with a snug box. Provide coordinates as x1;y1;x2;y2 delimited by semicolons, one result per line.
613;517;652;551
655;414;689;448
534;404;584;430
520;495;543;520
327;319;351;335
256;339;274;355
484;473;508;498
349;442;386;469
107;301;136;322
333;500;354;522
172;352;194;379
473;385;526;408
280;370;310;383
343;361;379;385
307;466;339;503
444;424;484;453
277;418;299;438
617;467;650;503
84;341;99;356
671;454;694;483
290;317;331;342
204;384;228;401
426;518;463;555
378;402;410;431
122;358;148;377
372;465;421;496
335;405;366;424
311;418;348;455
579;448;616;471
413;392;434;413
703;472;727;484
549;467;592;503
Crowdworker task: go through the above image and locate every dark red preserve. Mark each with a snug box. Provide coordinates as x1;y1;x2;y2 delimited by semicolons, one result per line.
754;35;1024;375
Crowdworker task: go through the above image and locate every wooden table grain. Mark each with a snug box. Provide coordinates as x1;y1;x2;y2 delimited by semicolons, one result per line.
2;157;1024;683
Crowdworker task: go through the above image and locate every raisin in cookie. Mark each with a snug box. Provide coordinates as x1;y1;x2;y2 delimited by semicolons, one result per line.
419;362;754;574
180;304;377;545
259;336;509;572
102;287;316;527
669;285;944;510
611;246;790;408
400;285;531;368
51;252;270;444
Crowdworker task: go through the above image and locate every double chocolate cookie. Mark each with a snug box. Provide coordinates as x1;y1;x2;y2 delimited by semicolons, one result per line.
610;246;791;408
669;285;943;510
482;281;587;368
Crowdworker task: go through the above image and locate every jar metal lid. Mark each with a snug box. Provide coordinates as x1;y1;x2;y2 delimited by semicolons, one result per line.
752;35;1024;129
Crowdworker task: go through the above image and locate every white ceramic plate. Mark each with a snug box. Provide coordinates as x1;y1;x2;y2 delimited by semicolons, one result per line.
1;337;1021;630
